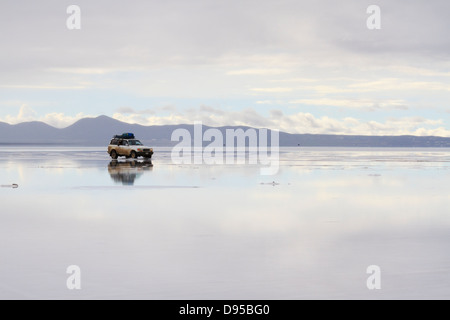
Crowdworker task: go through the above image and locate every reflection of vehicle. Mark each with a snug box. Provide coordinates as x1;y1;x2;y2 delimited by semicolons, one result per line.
108;135;154;160
108;160;153;185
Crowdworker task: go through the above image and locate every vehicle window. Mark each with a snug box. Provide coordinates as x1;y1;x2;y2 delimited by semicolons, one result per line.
128;140;143;146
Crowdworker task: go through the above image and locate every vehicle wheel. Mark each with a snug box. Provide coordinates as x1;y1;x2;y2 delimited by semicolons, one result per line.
111;150;118;159
130;151;137;159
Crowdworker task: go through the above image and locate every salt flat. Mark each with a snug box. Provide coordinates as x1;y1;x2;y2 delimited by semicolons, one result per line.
1;147;450;299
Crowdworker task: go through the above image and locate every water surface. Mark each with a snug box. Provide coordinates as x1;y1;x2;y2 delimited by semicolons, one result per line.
1;147;450;299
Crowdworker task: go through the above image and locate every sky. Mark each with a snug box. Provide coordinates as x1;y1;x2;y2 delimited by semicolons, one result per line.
0;0;449;136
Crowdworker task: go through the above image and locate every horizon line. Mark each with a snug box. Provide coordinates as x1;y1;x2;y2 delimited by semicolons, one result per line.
1;115;450;139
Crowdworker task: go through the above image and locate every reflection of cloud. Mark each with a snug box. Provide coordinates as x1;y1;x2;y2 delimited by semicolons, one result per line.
3;157;450;298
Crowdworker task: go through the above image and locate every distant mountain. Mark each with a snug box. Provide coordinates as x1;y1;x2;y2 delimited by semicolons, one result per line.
1;115;450;147
0;121;66;144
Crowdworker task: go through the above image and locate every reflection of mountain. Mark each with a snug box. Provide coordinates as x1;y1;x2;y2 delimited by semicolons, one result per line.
108;160;153;186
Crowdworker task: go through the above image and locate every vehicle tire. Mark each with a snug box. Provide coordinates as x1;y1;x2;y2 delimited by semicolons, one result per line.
111;150;118;160
130;151;137;159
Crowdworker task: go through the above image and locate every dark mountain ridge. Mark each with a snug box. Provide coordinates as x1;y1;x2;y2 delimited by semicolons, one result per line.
1;115;450;147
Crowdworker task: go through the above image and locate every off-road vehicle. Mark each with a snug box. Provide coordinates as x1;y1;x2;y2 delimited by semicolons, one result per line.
108;133;154;159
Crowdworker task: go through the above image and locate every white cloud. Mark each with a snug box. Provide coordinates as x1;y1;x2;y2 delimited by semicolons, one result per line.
256;101;275;104
0;85;85;90
227;69;290;76
48;68;114;75
0;0;448;127
0;105;94;128
348;79;450;92
270;78;319;83
290;98;409;111
393;66;450;77
2;105;449;136
112;106;450;137
251;87;293;93
40;113;94;128
6;105;38;123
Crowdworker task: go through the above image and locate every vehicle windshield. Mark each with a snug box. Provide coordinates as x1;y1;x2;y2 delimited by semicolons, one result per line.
128;140;143;146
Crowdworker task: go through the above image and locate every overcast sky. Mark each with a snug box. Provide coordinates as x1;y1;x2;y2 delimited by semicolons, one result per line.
0;0;449;135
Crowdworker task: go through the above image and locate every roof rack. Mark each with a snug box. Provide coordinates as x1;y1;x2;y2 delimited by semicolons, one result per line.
113;133;135;139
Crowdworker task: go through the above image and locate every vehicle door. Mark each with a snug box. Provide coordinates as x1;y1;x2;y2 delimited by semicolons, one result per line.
118;140;130;156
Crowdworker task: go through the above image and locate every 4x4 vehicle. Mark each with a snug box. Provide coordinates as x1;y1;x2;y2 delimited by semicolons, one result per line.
108;135;154;159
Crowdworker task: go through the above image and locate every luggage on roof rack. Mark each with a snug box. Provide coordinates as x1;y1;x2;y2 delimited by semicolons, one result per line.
113;133;135;139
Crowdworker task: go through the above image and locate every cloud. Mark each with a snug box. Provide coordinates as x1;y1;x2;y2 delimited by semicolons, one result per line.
270;78;319;83
47;68;115;75
115;105;179;116
112;106;450;137
0;85;85;90
227;69;290;76
348;79;450;92
40;113;95;128
256;101;275;104
10;105;37;123
290;98;409;111
1;105;94;128
0;0;449;136
393;66;450;77
2;104;449;136
115;107;156;115
251;88;293;93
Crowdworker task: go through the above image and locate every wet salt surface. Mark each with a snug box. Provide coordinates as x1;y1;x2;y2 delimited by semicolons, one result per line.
1;147;450;299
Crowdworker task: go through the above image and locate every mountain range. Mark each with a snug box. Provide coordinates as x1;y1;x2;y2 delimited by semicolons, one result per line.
1;115;450;147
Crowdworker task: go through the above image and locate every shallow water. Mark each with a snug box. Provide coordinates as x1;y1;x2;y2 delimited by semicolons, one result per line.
1;147;450;299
